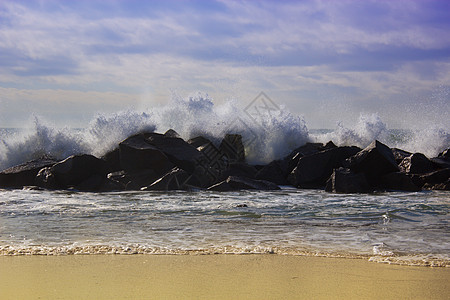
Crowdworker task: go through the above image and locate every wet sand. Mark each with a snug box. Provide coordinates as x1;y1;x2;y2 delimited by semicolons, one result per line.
0;255;449;299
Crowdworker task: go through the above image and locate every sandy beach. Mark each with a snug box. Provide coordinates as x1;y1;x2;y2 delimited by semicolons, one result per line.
0;255;448;299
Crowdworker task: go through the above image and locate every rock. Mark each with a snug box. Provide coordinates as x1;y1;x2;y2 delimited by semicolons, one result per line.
101;148;121;173
288;146;361;188
344;140;399;187
438;149;450;159
423;179;450;191
40;154;108;191
164;129;181;138
192;137;228;183
144;132;204;173
411;168;450;189
109;169;160;190
208;176;280;191
0;156;58;188
219;134;245;163
255;160;290;185
119;134;175;174
392;148;412;164
142;168;199;191
221;162;258;180
430;157;450;169
430;150;450;169
188;136;214;149
325;168;371;193
399;153;435;174
98;177;126;192
381;172;421;192
35;167;58;189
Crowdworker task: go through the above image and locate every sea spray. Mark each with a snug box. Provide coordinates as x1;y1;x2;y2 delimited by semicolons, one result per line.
311;113;388;148
0;93;310;169
1;93;448;170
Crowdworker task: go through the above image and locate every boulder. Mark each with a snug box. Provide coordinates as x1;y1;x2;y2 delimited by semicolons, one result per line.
208;176;280;191
164;129;181;138
255;160;290;185
411;168;450;189
219;134;245;163
39;154;108;191
0;156;58;188
221;162;258;180
144;132;204;173
325;168;371;193
392;148;412;164
438;149;450;159
430;149;450;169
381;172;421;192
119;134;175;174
423;179;450;191
399;153;435;174
344;140;399;187
188;136;215;149
142;168;199;191
101;147;121;173
107;169;159;190
288;146;361;188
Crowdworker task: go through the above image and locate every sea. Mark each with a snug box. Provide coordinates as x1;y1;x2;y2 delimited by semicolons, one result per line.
0;95;449;267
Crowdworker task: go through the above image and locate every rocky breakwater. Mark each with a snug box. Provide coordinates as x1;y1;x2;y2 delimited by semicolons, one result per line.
0;130;449;193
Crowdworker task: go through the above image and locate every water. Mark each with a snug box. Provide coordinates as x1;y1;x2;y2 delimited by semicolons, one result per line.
0;94;449;266
0;188;448;266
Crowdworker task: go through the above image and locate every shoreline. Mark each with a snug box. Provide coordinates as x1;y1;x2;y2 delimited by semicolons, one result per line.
1;254;449;299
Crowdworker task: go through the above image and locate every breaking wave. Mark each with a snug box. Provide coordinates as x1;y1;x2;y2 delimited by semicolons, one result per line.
0;93;448;170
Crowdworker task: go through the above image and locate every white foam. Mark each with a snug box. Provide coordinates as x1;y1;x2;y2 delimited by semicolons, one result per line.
1;93;449;170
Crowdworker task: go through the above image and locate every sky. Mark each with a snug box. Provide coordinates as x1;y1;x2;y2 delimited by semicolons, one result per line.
0;0;449;129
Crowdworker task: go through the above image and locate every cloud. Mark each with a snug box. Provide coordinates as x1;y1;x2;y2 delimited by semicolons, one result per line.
0;0;449;129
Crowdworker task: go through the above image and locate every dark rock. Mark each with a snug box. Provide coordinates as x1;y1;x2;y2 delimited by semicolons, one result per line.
392;148;412;164
411;168;450;189
344;140;399;187
192;137;228;183
438;149;450;159
119;134;175;174
144;132;204;173
430;150;450;169
108;169;159;190
98;177;126;192
423;179;450;191
221;162;258;180
206;180;233;192
288;146;361;188
399;153;435;174
284;143;325;162
325;168;371;193
236;204;248;208
0;156;58;188
164;129;181;138
430;157;450;169
219;134;245;163
381;172;421;192
44;154;108;191
101;147;121;173
35;167;58;189
208;176;280;191
188;136;214;149
143;168;199;191
255;160;290;185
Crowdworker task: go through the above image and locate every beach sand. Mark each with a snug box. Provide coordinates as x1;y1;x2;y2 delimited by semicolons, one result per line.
0;255;449;299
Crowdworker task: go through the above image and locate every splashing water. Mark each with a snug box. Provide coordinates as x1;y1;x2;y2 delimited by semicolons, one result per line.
0;93;310;169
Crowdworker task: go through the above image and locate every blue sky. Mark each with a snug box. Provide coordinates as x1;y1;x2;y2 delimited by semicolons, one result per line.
0;0;449;129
